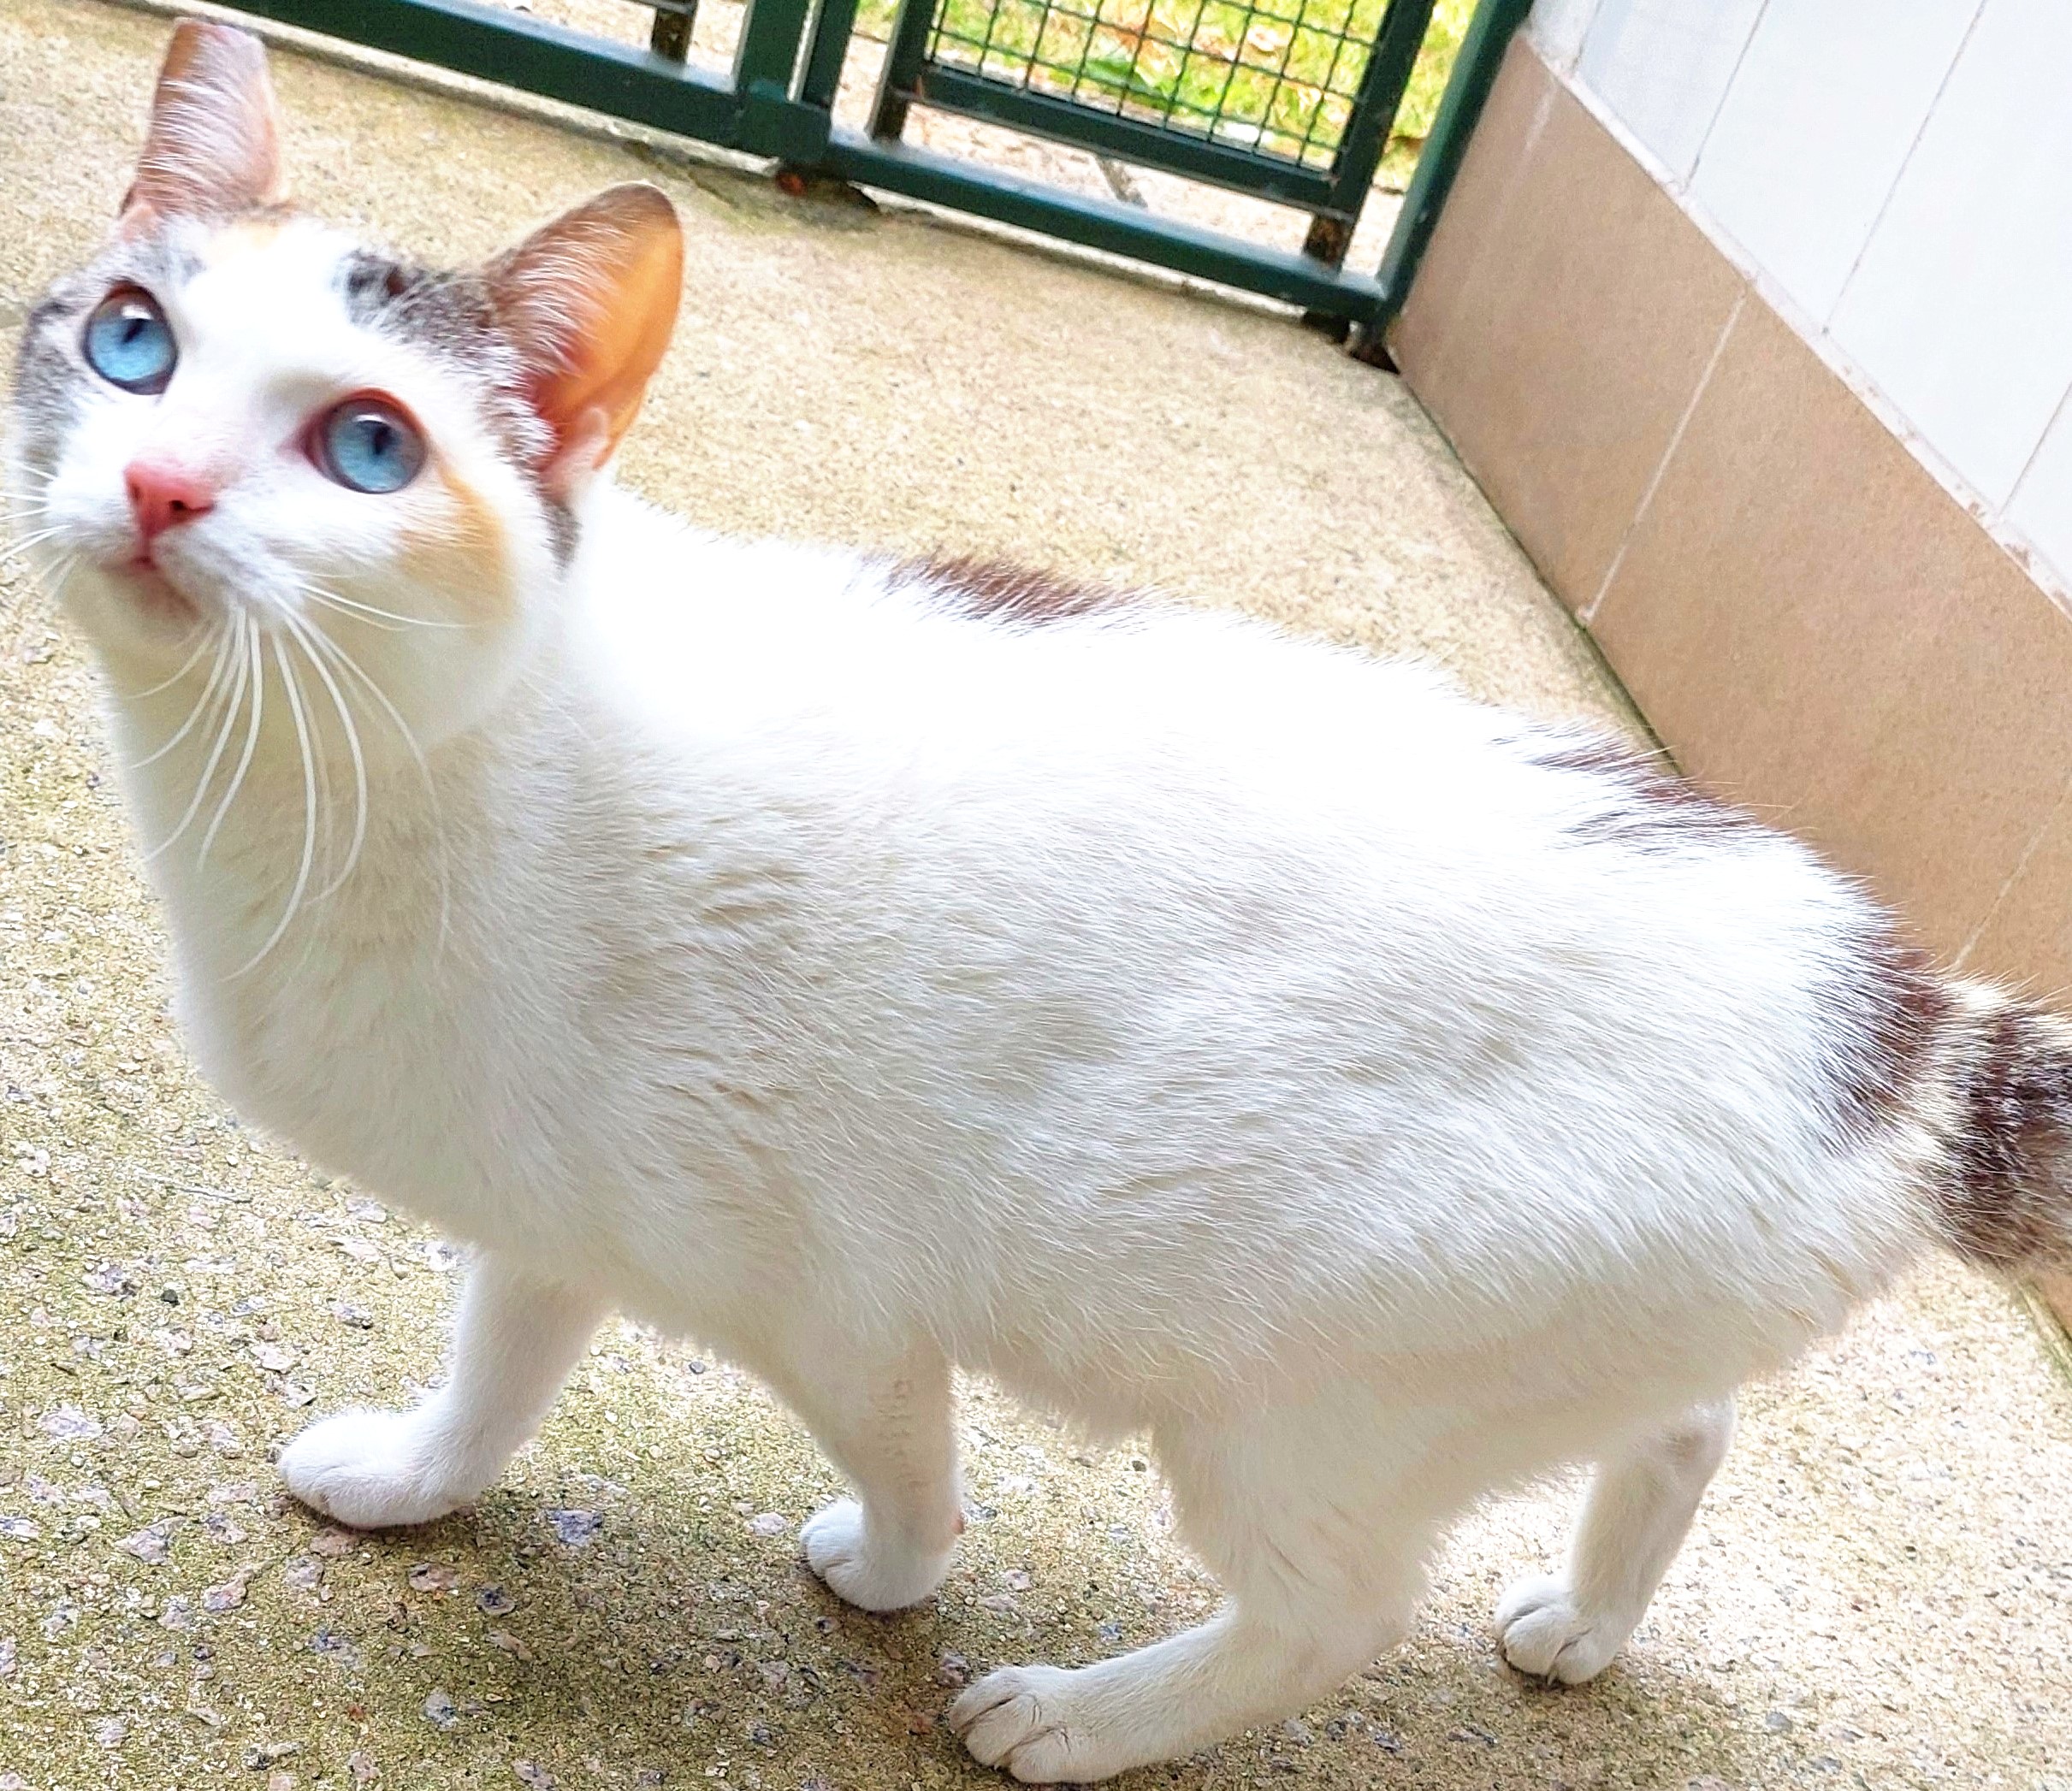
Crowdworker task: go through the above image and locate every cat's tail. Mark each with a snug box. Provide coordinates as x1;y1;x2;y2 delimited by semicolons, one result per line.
1916;982;2072;1276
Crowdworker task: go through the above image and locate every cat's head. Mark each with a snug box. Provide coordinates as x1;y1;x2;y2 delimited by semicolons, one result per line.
7;19;682;745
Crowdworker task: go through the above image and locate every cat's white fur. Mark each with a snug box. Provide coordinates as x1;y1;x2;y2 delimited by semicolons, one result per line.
11;24;2053;1782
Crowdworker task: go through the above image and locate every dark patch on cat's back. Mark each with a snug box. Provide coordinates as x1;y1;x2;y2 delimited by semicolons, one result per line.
1820;930;1951;1143
903;553;1132;626
1524;732;1764;853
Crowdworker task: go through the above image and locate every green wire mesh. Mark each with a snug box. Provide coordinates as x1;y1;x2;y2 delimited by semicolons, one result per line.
890;0;1396;169
557;0;1459;182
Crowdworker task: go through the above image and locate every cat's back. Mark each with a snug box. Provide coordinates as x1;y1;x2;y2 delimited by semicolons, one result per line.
327;494;1926;1410
571;497;1832;966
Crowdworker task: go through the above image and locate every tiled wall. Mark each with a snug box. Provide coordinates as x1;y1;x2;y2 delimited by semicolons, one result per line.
1391;29;2072;1001
1392;12;2072;1324
1533;0;2072;602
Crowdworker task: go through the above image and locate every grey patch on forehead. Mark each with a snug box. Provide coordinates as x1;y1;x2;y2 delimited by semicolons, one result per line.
338;249;576;564
341;251;502;370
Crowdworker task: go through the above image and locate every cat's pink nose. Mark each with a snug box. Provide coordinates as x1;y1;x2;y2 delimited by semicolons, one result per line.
124;458;216;547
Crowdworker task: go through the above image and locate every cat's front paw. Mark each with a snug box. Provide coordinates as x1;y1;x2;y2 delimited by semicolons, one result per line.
279;1409;475;1529
800;1498;953;1612
1494;1573;1627;1684
949;1664;1129;1782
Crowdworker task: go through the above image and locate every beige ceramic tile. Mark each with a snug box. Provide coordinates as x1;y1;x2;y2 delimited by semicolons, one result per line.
1961;773;2072;996
1392;36;1745;609
1592;294;2072;961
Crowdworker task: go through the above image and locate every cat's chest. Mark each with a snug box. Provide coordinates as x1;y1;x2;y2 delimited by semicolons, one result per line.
175;928;541;1232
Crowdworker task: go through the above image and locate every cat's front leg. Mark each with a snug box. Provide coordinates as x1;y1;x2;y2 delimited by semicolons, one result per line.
281;1252;607;1528
761;1333;963;1611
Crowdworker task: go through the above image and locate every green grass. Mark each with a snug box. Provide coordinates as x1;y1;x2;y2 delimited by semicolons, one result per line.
858;0;1470;178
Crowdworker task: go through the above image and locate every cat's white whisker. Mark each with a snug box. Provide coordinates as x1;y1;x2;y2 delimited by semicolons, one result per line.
130;618;232;771
287;612;368;903
142;622;244;864
0;466;57;511
301;620;451;950
0;523;69;564
121;622;220;700
300;581;465;631
198;613;264;868
32;551;85;613
233;631;318;976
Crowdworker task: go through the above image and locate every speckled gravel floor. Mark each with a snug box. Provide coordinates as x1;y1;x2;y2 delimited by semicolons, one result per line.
3;6;2070;1791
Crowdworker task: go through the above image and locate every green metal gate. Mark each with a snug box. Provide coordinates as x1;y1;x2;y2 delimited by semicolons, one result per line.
221;0;1529;334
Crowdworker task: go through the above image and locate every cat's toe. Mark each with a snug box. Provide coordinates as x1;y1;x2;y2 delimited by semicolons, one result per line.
800;1498;950;1611
948;1665;1111;1782
279;1409;467;1530
1494;1573;1623;1683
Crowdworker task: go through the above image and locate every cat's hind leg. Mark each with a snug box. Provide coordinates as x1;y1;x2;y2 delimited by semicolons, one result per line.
281;1252;606;1528
949;1402;1439;1782
769;1333;964;1612
1496;1395;1735;1684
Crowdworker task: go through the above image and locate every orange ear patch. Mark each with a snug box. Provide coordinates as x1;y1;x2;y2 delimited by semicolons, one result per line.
485;184;684;493
122;20;284;229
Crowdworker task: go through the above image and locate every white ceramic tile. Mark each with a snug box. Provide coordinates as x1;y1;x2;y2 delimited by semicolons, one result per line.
1576;0;1768;180
1692;0;1981;322
1830;0;2072;507
2007;384;2072;595
1530;0;1601;72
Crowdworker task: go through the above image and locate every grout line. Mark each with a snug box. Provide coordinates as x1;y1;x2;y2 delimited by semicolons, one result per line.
1530;0;1603;79
1953;755;2072;972
1824;0;1988;332
1544;48;2072;617
1684;0;1774;189
2006;368;2072;514
1579;288;1746;626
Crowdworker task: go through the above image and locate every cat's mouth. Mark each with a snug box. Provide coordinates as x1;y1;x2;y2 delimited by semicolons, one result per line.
109;553;203;626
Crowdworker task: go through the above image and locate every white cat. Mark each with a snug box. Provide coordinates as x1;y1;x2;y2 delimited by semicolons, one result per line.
11;22;2069;1782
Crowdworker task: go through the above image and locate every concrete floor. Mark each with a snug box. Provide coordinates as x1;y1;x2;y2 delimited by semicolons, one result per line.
3;4;2070;1789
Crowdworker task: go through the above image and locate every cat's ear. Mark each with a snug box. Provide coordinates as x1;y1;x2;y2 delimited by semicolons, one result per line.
486;183;684;496
121;20;285;231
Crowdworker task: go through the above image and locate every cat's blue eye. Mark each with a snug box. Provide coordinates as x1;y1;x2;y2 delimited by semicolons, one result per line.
82;287;176;394
315;394;425;495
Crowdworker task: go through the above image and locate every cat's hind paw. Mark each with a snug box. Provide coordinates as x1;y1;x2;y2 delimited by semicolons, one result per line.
800;1498;953;1611
1494;1573;1627;1684
279;1408;474;1530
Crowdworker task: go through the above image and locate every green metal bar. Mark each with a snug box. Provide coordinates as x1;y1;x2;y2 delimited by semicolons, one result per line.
797;0;862;109
1370;0;1530;321
822;127;1387;321
730;0;828;157
733;0;811;94
913;67;1338;211
871;0;940;138
1317;0;1436;222
221;0;746;144
218;0;1511;337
